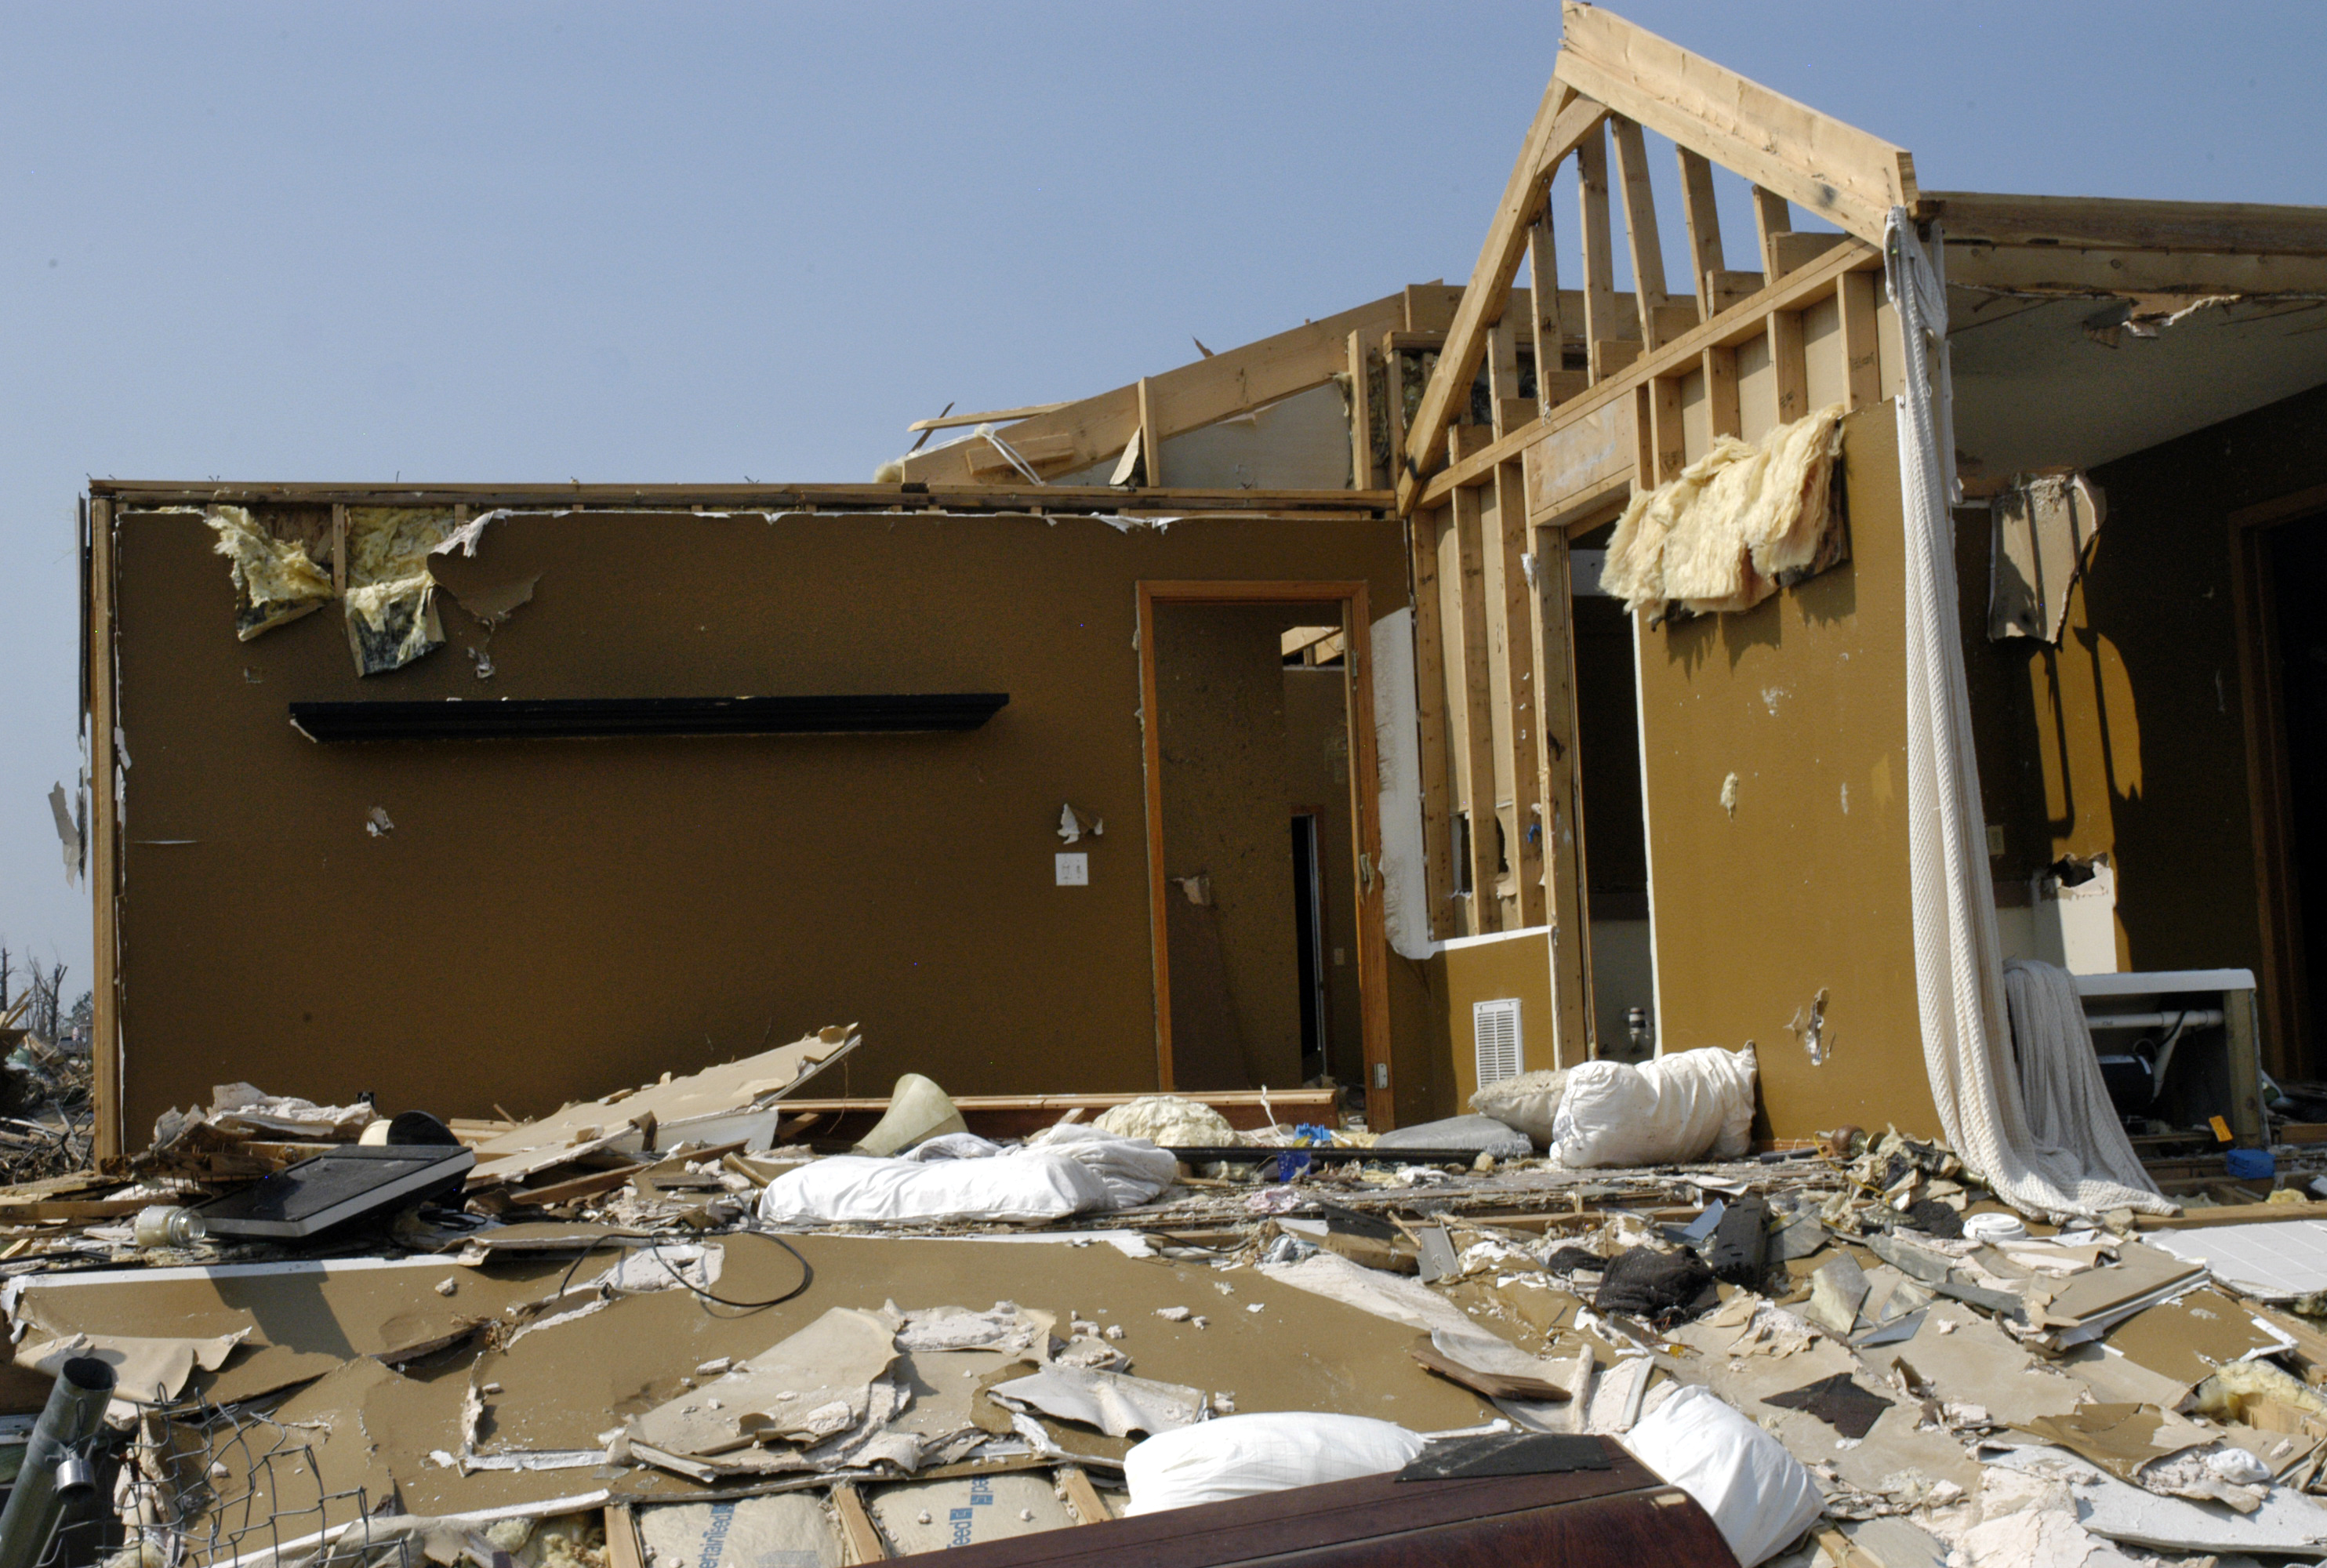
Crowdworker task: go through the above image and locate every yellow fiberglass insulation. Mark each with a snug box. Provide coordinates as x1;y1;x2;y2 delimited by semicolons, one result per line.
343;507;456;675
205;506;335;641
1600;403;1847;620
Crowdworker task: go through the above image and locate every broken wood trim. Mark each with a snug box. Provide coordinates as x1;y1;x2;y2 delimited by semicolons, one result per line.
831;1482;888;1562
1552;0;1915;245
88;495;122;1166
603;1504;647;1568
1136;582;1394;1119
1055;1464;1110;1526
1922;191;2327;256
1394;88;1610;515
1418;234;1880;510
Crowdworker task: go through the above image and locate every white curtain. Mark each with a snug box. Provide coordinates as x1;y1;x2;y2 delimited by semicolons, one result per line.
1887;211;2172;1221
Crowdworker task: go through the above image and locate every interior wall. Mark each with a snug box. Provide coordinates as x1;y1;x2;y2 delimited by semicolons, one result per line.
1154;603;1304;1090
1632;405;1941;1140
1283;666;1363;1084
1960;379;2327;1073
107;507;1407;1138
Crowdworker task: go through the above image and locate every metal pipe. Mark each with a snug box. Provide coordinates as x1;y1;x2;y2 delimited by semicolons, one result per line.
2086;1010;2224;1031
0;1356;115;1568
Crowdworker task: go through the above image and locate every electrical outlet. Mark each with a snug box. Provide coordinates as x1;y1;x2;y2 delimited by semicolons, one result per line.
1055;852;1089;887
1986;824;2006;858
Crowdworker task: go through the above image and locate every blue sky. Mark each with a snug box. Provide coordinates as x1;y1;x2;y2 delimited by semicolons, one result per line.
3;0;2322;991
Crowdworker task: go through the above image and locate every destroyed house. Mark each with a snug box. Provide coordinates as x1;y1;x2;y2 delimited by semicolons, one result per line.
76;1;2327;1169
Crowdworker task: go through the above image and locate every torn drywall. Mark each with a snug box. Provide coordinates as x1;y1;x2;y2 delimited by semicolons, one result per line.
205;506;335;640
1990;472;2105;643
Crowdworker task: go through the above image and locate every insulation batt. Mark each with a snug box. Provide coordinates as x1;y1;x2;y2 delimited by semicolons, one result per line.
1549;1045;1757;1168
1600;403;1847;619
1468;1068;1570;1146
1094;1094;1234;1148
205;506;334;639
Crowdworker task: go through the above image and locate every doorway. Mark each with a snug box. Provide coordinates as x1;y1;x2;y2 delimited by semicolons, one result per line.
1138;582;1388;1099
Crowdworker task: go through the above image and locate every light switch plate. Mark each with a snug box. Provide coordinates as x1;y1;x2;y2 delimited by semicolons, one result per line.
1055;852;1089;887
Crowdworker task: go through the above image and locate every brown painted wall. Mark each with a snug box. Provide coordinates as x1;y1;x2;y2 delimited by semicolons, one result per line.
1441;931;1557;1110
1154;603;1303;1090
109;506;1406;1139
1962;379;2327;1068
1633;405;1941;1139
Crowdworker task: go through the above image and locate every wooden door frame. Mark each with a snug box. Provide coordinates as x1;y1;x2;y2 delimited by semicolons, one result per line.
2228;483;2327;1079
1136;581;1393;1122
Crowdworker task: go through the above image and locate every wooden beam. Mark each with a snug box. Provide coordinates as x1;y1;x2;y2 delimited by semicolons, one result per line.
1576;118;1621;383
1383;344;1410;485
903;292;1407;485
1675;148;1725;318
1345;591;1393;1124
1529;527;1594;1065
1609;117;1675;349
1752;187;1792;279
1945;245;2327;297
1527;200;1566;417
1492;459;1545;928
1555;0;1915;246
1056;1465;1111;1526
106;481;1389;517
1648;376;1685;484
1348;330;1375;491
1395;88;1610;514
1769;307;1808;426
1924;191;2327;256
1450;481;1501;933
1703;344;1741;441
906;401;1069;434
603;1506;647;1568
1486;319;1523;441
1418;235;1878;509
87;498;121;1165
1410;507;1455;941
1836;269;1881;410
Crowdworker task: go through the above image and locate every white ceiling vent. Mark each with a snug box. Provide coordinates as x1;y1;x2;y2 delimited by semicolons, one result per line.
1472;998;1523;1088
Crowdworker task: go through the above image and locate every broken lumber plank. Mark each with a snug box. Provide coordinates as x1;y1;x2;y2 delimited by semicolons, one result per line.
1675;148;1724;320
906;401;1070;434
1752;187;1793;278
1055;1465;1111;1526
1610;118;1675;350
832;1483;888;1563
604;1504;646;1568
1553;0;1915;245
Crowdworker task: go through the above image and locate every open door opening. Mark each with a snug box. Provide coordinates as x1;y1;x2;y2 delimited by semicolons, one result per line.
2263;513;2327;1065
1139;584;1386;1105
1570;528;1655;1062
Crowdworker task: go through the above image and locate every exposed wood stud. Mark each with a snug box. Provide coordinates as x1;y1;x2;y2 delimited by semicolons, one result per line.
1383;338;1410;481
1675;147;1725;319
1056;1465;1111;1526
1492;458;1545;927
1836;270;1881;410
330;503;348;598
604;1507;647;1568
1486;318;1523;441
1609;116;1675;349
1409;507;1455;939
1576;119;1621;383
1704;344;1741;441
1348;329;1376;491
1769;307;1809;426
1527;194;1566;417
1650;376;1686;485
1752;187;1793;278
1450;483;1501;934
